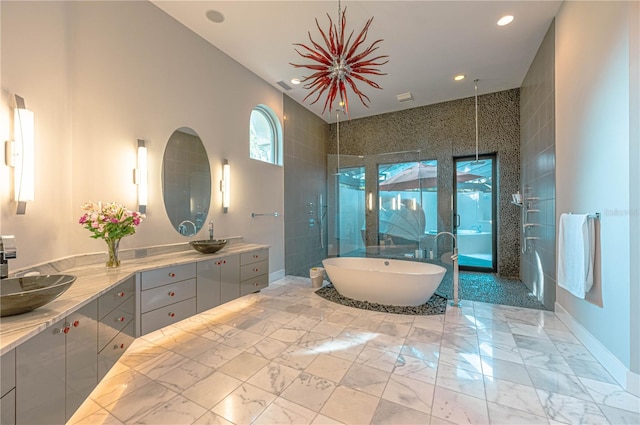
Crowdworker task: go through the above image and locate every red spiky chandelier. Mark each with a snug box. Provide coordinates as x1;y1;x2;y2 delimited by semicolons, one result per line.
290;2;388;117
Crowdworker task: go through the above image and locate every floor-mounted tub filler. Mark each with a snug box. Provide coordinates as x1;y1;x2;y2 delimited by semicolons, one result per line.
322;257;446;307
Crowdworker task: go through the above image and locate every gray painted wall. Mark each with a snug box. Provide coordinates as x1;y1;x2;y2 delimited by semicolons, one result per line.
1;1;286;275
283;96;329;276
328;90;521;277
520;21;557;310
556;0;636;377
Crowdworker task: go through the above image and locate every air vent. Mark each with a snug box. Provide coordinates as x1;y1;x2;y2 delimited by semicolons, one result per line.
397;92;414;103
276;80;292;91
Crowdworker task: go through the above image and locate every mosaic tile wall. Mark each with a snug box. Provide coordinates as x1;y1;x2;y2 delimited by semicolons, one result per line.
283;95;329;276
328;89;522;277
520;21;557;310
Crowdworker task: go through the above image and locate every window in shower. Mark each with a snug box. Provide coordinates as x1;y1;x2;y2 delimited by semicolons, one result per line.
377;160;438;257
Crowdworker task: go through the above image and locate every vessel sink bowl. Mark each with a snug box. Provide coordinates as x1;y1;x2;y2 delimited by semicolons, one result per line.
0;274;76;317
189;239;228;254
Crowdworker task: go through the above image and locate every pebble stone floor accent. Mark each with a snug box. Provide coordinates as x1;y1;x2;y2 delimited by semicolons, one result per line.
315;284;448;315
68;276;640;425
434;272;547;311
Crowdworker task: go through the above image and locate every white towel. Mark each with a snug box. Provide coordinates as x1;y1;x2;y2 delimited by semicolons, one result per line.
558;213;594;299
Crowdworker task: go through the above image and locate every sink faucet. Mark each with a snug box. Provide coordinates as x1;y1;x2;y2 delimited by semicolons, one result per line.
434;231;460;307
208;221;214;240
0;235;17;279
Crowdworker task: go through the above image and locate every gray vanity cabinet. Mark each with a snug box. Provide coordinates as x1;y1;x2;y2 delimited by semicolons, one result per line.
97;275;135;381
16;317;66;424
209;255;240;308
1;349;16;425
197;255;240;311
65;301;98;420
15;300;98;424
140;263;197;335
240;249;269;296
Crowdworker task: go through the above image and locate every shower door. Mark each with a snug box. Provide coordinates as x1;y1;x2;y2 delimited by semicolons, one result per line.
327;154;366;257
453;155;496;271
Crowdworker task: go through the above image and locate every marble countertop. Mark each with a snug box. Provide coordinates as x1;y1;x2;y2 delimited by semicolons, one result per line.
0;242;269;356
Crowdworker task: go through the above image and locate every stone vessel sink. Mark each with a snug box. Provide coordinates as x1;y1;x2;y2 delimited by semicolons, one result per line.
0;274;76;317
189;239;228;254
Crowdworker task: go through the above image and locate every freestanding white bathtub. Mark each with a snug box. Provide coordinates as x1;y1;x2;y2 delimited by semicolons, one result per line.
322;257;447;306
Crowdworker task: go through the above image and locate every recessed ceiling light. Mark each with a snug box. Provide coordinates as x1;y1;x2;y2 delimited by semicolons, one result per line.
497;15;514;26
206;10;225;23
291;78;301;85
454;74;466;81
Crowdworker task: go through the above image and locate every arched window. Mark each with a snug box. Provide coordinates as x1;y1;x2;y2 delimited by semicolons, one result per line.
249;105;282;165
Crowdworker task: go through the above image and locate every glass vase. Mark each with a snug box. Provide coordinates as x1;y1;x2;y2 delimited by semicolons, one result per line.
105;238;121;268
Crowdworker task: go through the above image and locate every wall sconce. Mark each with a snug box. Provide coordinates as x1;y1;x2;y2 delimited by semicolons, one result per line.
367;191;373;211
4;95;34;215
134;139;148;213
221;159;230;213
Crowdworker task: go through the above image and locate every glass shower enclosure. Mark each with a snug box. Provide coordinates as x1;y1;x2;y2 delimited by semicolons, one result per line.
327;151;439;259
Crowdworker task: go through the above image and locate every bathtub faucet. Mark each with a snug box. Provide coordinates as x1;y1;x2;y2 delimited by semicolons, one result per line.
434;231;460;307
434;231;457;248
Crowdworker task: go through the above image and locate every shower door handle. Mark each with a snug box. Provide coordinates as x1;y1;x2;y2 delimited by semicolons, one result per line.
454;213;461;228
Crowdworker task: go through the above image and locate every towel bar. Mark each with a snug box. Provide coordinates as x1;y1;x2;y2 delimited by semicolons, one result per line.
251;212;280;218
568;212;600;220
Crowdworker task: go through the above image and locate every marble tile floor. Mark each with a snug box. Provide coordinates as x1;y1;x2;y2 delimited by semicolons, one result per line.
68;276;640;425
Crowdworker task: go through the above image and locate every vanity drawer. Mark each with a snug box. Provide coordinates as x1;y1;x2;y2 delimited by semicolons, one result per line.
98;320;135;381
240;260;268;281
140;263;196;290
240;249;269;266
98;277;134;320
141;278;196;313
241;275;268;296
98;296;135;351
141;297;196;335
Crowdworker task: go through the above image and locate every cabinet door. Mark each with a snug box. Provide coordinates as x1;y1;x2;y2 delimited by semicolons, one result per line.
196;259;221;313
1;389;15;425
66;300;98;421
220;255;240;304
1;349;15;398
1;349;15;424
16;322;66;424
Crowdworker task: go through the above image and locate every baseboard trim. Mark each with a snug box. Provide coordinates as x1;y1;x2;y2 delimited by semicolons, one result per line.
270;269;285;282
555;302;640;396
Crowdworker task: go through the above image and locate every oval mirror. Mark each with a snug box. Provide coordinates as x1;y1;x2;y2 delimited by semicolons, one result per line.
162;127;211;236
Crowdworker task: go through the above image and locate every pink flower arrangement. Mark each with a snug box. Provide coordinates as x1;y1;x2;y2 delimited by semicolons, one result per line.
79;201;144;241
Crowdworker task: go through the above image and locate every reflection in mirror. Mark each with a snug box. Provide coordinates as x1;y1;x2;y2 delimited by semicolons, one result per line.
162;127;211;236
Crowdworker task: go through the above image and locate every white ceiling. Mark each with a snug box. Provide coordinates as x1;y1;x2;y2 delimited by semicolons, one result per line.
151;1;561;123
